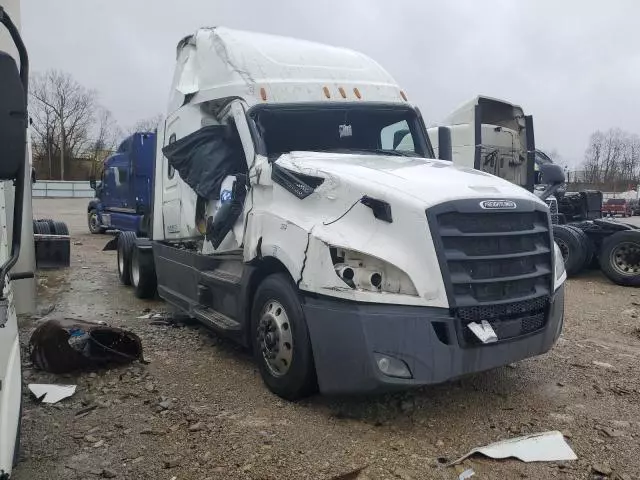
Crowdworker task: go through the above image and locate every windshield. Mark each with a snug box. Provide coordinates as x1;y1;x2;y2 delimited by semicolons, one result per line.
248;103;433;159
607;199;626;205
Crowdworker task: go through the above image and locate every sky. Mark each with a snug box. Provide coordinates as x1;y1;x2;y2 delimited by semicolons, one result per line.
20;0;640;168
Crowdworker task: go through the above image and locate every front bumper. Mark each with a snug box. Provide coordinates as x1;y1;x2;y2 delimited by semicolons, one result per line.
303;285;565;395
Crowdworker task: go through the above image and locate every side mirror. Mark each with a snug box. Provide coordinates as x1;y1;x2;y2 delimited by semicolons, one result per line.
89;175;97;189
0;51;26;181
536;164;565;201
437;126;452;161
539;163;565;185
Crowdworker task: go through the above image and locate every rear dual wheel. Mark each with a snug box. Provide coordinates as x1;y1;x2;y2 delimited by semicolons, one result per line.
553;225;588;276
130;246;157;299
600;230;640;286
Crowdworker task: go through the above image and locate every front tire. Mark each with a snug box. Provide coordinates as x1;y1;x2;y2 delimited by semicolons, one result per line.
251;274;317;400
88;209;105;234
117;232;136;285
131;247;157;299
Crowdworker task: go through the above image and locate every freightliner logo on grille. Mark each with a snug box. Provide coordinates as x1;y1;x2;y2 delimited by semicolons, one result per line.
479;200;517;210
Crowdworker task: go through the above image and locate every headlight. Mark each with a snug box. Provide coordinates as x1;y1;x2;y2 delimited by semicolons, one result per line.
554;242;566;287
330;247;418;296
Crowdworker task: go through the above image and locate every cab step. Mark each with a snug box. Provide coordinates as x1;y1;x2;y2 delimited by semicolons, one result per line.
192;307;241;332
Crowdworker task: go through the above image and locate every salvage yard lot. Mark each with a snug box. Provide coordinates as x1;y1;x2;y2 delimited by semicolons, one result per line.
14;198;640;479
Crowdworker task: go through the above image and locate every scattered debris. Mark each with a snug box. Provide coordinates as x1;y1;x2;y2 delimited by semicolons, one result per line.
599;426;626;438
591;463;613;476
448;431;577;466
163;457;181;469
188;422;205;432
101;468;117;478
29;317;144;373
592;361;616;370
75;404;98;418
328;466;367;480
28;384;77;404
458;468;475;480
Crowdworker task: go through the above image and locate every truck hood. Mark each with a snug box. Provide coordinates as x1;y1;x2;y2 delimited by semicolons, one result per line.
278;151;541;207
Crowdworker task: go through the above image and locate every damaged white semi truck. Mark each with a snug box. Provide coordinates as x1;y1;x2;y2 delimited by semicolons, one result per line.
113;27;567;399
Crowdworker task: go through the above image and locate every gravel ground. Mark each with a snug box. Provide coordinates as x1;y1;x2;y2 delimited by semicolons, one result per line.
11;199;640;480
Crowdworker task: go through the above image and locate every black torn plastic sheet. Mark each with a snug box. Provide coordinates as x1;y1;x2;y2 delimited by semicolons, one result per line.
162;125;244;200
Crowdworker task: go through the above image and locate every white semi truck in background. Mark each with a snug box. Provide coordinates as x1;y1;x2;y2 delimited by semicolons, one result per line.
112;27;567;400
428;96;640;286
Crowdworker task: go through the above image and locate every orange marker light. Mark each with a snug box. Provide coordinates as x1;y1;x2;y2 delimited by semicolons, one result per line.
323;86;331;98
400;90;408;101
260;87;267;101
353;87;362;99
338;87;347;99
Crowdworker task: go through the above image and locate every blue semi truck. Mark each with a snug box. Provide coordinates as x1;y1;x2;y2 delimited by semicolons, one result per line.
88;131;155;235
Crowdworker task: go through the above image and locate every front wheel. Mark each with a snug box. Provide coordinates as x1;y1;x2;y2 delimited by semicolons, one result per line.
251;274;317;400
88;209;105;234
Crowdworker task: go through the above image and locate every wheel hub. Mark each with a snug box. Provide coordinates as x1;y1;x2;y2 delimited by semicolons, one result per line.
611;242;640;276
257;301;293;377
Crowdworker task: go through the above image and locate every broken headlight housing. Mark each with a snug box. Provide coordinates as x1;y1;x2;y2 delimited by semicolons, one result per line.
330;247;418;296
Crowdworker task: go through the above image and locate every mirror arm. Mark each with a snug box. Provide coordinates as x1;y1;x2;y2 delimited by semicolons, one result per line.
0;8;29;298
536;182;563;201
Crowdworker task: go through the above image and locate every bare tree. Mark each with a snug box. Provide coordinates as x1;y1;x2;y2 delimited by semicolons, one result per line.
582;128;640;190
127;114;163;135
86;108;121;177
30;70;97;179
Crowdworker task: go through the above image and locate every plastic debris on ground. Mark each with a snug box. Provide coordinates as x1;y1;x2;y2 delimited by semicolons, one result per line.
29;317;144;373
458;468;475;479
28;384;77;404
448;431;577;466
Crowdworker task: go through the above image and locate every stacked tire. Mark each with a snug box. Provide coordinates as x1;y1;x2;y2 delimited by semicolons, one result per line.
116;232;157;299
33;219;70;236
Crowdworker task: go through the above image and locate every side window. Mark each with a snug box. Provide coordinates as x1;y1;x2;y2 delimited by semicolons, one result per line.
111;166;128;186
380;120;415;152
167;133;176;179
117;166;128;186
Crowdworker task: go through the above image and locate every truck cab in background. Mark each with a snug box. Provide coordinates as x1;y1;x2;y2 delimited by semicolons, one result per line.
429;95;640;286
88;132;155;235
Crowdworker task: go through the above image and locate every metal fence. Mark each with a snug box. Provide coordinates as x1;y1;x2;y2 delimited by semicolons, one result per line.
32;180;94;198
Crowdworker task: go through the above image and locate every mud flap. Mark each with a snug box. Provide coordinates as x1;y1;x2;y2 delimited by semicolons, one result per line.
102;234;119;251
34;234;70;269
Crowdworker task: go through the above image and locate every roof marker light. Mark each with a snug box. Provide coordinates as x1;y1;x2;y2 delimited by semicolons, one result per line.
260;87;267;101
323;86;331;99
353;87;362;99
400;90;408;101
338;87;347;99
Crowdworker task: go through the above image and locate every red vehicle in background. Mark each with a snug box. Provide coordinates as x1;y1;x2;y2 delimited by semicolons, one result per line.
602;198;632;217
